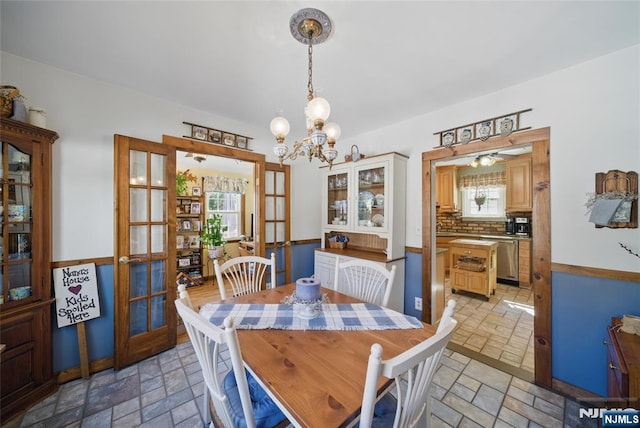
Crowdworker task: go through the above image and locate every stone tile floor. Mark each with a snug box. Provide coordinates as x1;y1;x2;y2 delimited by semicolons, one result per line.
447;282;535;377
5;340;598;428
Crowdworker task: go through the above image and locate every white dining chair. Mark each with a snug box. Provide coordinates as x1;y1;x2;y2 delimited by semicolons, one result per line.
214;253;276;300
359;312;458;427
333;258;397;307
175;296;286;428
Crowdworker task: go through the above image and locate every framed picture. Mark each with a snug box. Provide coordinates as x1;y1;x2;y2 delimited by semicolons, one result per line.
192;219;201;231
223;133;236;146
192;186;201;196
190;202;201;214
189;235;200;248
178;258;191;267
209;129;222;143
182;220;191;231
192;126;207;140
236;136;248;149
496;115;516;136
176;235;185;249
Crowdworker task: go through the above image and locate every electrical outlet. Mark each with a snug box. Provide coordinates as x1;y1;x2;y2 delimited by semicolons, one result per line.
415;297;422;311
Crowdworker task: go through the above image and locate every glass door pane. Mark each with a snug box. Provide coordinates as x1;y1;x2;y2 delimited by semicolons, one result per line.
1;144;33;304
128;149;167;336
326;170;349;228
357;164;386;230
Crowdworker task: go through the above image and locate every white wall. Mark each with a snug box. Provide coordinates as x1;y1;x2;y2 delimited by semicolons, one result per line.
1;52;322;260
3;45;639;272
340;44;640;273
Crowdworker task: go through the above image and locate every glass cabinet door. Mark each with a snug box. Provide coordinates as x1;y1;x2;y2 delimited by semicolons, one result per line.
325;168;350;229
0;144;33;305
356;162;387;230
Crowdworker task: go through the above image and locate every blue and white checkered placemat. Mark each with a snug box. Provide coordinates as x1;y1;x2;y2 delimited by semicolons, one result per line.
199;303;423;331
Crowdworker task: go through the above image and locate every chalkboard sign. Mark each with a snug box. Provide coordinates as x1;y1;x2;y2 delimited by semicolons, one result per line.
53;263;101;328
176;272;198;288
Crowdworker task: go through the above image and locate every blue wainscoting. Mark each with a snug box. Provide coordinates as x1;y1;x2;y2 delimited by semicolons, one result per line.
289;242;318;283
404;252;423;319
551;271;639;396
52;264;115;373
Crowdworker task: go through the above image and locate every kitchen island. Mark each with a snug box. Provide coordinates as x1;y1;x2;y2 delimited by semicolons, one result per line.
449;239;498;300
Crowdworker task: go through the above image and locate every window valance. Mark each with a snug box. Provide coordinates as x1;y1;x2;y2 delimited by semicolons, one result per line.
203;176;249;194
458;171;506;188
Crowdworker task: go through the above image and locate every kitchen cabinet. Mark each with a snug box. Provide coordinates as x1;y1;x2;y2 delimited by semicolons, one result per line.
176;195;204;284
436;236;458;272
321;152;407;259
506;154;532;211
436;166;458;212
518;239;531;287
605;317;640;408
449;239;498;300
0;118;58;423
314;249;405;313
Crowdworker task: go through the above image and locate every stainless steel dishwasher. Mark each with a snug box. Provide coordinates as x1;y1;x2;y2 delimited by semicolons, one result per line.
496;239;519;285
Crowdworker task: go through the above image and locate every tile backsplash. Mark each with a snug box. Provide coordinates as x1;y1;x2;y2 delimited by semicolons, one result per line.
436;210;531;235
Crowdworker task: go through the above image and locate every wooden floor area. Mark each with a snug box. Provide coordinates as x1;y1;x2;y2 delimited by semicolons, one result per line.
177;279;221;343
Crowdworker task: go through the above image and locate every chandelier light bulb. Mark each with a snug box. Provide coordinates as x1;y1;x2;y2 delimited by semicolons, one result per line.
324;122;341;142
270;116;290;140
307;97;331;122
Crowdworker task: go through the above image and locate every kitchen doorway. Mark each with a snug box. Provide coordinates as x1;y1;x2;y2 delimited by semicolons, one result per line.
422;128;551;388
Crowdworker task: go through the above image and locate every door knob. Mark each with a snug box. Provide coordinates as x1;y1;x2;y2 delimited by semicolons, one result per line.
118;256;141;264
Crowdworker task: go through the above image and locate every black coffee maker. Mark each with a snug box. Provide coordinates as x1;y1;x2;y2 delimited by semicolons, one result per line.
515;217;531;236
505;217;515;235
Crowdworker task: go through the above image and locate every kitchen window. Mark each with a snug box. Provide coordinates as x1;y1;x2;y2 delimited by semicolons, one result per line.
460;185;506;218
458;168;506;219
206;191;242;239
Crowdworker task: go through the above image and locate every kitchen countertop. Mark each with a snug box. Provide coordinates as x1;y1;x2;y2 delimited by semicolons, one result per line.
436;232;532;241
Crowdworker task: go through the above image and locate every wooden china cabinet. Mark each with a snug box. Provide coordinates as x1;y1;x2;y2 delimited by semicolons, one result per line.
0;118;58;423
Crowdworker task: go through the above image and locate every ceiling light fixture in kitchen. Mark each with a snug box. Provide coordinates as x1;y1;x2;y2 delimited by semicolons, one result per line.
469;154;497;168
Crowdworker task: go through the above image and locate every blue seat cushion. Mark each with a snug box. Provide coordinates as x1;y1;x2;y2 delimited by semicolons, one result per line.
222;368;286;428
357;393;397;428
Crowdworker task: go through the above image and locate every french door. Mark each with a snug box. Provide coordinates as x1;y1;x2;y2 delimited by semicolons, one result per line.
113;135;176;369
264;162;291;285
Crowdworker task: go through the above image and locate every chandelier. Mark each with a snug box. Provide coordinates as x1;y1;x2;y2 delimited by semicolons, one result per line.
271;8;341;168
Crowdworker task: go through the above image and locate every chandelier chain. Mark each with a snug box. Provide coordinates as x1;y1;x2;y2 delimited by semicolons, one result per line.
307;32;314;100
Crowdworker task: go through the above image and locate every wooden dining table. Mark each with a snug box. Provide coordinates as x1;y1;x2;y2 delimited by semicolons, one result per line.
211;282;437;428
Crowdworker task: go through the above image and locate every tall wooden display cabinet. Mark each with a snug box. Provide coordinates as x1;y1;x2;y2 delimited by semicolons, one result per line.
0;117;58;423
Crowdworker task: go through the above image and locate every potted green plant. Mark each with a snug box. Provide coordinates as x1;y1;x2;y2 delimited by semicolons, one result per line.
176;169;198;196
201;214;228;259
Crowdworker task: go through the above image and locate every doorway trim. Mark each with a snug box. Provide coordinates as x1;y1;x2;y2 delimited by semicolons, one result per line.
421;127;551;388
162;134;267;256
